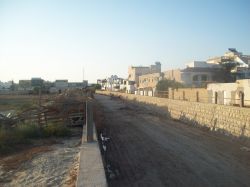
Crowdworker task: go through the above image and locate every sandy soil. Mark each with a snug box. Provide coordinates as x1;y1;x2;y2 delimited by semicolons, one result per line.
95;94;250;187
0;128;82;187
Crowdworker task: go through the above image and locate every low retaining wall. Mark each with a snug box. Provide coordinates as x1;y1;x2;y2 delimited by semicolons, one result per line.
97;91;250;138
76;124;107;187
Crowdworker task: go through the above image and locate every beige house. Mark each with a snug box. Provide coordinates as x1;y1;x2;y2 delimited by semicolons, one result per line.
163;69;182;82
128;62;161;87
137;73;163;96
163;67;220;87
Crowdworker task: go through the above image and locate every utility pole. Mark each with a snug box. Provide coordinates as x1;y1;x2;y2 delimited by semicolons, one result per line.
82;67;85;82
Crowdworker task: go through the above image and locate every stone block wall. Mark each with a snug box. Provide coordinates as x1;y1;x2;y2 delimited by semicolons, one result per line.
97;91;250;138
169;88;208;103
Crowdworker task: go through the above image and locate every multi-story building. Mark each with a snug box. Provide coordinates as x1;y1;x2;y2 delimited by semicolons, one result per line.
207;48;250;68
164;61;221;87
164;49;250;87
137;72;163;96
31;78;44;87
98;75;123;91
128;62;161;87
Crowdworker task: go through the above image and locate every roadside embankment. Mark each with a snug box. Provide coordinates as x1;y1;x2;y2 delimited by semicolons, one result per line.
97;91;250;139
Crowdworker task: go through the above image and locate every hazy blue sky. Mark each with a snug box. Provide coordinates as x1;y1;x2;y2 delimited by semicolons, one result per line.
0;0;250;83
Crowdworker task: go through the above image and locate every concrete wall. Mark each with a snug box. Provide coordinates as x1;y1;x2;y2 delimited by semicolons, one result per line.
207;79;250;106
97;91;250;139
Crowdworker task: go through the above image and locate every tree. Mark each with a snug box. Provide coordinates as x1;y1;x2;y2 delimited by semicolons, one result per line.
219;61;239;82
156;79;184;91
92;84;101;90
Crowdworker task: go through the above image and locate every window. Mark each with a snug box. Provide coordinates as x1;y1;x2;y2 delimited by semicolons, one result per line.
193;75;198;81
201;75;207;81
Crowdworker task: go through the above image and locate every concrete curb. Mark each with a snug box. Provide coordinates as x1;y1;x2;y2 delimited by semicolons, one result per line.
76;124;107;187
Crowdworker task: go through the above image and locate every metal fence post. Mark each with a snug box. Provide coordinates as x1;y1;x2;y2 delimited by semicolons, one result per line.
86;99;94;142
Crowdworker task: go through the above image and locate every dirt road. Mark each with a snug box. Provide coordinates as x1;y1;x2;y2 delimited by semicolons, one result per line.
95;94;250;187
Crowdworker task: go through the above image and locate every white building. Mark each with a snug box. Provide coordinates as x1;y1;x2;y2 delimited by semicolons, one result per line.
207;79;250;106
207;48;250;69
0;81;12;91
55;80;68;91
186;61;220;68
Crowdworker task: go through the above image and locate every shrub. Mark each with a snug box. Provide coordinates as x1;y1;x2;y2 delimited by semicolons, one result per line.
43;123;71;137
0;122;71;154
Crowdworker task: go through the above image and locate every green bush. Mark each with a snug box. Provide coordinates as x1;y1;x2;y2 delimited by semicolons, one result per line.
0;122;71;154
14;123;42;139
0;127;10;151
43;123;71;137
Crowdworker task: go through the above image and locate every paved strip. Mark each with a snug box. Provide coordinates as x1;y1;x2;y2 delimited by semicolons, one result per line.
76;125;107;187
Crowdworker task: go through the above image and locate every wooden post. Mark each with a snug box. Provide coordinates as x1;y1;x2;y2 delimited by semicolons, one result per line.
215;92;218;104
38;87;42;125
86;100;94;142
240;92;244;107
196;91;199;102
183;91;185;100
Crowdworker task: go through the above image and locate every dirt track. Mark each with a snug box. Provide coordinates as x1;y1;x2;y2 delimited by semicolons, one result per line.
95;94;250;187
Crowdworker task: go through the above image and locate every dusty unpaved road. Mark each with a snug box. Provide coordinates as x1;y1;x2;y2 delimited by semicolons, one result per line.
95;94;250;187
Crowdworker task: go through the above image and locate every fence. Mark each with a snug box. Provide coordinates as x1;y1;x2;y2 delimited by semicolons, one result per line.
136;88;250;108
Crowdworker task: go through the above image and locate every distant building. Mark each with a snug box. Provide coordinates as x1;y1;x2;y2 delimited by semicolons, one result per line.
18;80;32;91
128;62;161;87
164;69;182;82
97;76;135;93
207;48;250;69
138;72;163;96
164;66;221;88
163;49;250;87
105;75;123;91
0;81;13;91
181;67;222;87
186;61;220;68
97;79;107;90
68;81;88;89
120;79;136;94
55;80;68;91
31;78;44;87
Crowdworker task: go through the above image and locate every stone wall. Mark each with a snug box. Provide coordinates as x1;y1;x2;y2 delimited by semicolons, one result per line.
169;88;208;103
97;91;250;138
